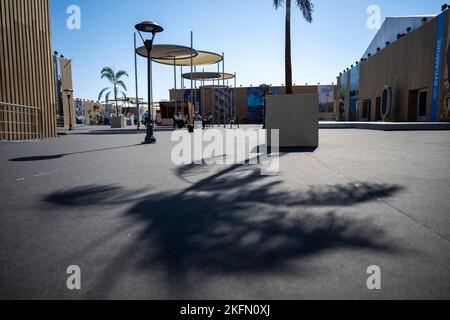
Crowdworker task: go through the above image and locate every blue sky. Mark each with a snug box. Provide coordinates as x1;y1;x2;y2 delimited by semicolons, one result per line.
50;0;443;102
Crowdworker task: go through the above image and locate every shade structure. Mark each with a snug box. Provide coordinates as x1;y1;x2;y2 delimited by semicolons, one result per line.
153;50;223;66
130;101;149;105
113;97;129;102
182;72;236;81
136;44;198;60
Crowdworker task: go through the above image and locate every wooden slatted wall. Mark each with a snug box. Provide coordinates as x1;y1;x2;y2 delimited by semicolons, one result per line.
0;0;56;140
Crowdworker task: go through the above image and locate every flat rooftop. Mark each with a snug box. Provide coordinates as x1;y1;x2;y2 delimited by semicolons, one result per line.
0;126;449;299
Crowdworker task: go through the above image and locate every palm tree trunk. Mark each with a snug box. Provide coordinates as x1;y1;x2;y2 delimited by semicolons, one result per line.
114;84;119;117
285;0;293;95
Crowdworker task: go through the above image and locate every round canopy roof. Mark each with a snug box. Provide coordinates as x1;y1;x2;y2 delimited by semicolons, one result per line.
182;72;235;81
136;44;198;60
109;98;129;102
153;50;223;66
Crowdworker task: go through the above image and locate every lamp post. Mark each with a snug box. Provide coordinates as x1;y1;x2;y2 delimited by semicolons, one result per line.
135;21;164;144
63;88;74;130
260;84;270;129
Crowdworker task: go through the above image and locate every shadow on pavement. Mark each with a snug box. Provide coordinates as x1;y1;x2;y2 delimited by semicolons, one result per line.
70;127;175;136
42;163;405;297
278;147;318;153
9;144;144;162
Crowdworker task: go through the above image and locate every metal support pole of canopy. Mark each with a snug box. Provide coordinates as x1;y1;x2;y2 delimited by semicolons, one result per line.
134;33;140;130
181;66;184;118
222;52;226;128
190;31;194;122
173;57;177;117
234;72;237;127
217;62;220;127
212;76;215;127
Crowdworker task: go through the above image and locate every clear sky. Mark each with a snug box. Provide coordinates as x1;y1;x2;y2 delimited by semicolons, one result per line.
50;0;443;102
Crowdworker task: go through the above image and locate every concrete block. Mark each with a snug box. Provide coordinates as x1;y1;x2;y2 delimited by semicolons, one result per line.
266;94;319;147
111;116;126;129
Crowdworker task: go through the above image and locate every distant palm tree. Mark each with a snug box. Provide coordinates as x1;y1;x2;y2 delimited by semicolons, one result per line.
273;0;313;95
98;67;129;117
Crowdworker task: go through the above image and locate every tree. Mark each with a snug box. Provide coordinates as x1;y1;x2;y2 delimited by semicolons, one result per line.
98;67;129;117
273;0;313;95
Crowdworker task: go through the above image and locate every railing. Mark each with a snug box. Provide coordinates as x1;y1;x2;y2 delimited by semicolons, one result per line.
0;102;41;141
56;114;70;128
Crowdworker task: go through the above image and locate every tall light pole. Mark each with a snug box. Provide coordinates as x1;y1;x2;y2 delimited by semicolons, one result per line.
260;84;270;129
134;33;141;130
135;21;164;144
63;88;74;130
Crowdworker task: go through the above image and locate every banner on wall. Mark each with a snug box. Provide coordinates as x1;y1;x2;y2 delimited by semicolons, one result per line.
338;73;348;121
432;13;444;121
440;12;450;121
318;85;335;113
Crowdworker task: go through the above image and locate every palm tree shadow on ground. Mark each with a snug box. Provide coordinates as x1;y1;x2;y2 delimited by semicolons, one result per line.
126;164;404;276
43;162;405;297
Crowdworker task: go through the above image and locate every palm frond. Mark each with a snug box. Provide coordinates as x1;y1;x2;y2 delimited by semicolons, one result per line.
101;73;115;83
296;0;313;23
116;80;127;91
105;92;111;103
120;91;127;100
101;67;116;83
98;87;111;101
115;70;129;80
100;67;114;76
273;0;285;9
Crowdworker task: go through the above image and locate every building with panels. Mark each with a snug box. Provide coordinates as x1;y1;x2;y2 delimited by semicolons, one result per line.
337;7;450;122
0;0;56;140
169;84;336;124
53;52;76;130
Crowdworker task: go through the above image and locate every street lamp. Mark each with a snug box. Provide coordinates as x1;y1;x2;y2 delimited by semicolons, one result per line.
135;21;164;144
63;88;74;130
259;84;270;129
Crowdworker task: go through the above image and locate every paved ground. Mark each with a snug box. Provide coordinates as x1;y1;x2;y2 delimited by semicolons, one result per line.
1;125;450;300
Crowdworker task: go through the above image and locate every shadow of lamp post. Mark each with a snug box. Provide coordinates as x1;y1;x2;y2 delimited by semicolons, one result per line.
135;21;164;144
63;88;74;130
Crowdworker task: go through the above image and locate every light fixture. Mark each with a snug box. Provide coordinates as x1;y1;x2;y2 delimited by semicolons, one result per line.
135;21;164;34
135;20;164;144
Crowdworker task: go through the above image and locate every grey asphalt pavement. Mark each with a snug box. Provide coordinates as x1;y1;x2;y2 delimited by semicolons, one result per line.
1;125;450;299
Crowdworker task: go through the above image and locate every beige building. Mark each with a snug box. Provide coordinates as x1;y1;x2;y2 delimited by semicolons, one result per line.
337;9;450;122
54;54;76;129
75;99;103;126
169;85;336;124
0;0;57;140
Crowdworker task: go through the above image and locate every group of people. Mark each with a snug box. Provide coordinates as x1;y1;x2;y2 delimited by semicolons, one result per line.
197;112;239;129
171;112;239;130
193;112;214;129
173;112;189;129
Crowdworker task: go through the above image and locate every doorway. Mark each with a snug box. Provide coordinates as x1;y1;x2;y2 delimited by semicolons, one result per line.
375;97;382;121
417;89;428;121
361;100;371;121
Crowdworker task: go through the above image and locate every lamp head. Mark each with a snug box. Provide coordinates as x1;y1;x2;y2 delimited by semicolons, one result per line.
135;21;164;34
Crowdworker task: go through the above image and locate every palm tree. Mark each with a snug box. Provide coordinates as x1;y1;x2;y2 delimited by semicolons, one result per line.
273;0;313;95
98;67;129;117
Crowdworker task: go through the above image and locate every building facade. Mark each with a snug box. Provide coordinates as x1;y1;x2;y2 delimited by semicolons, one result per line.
75;99;104;126
337;8;450;122
53;53;76;129
0;0;56;140
170;84;336;124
